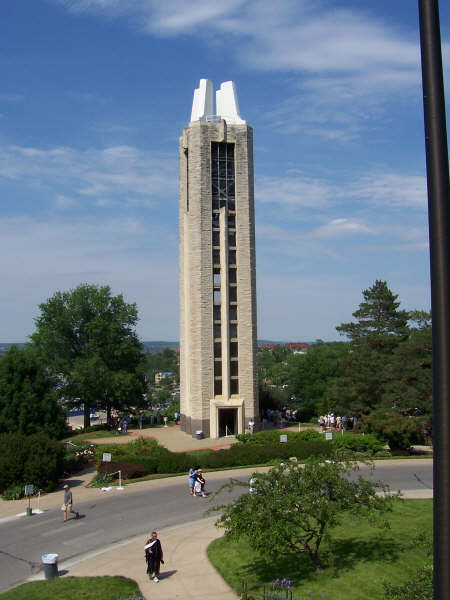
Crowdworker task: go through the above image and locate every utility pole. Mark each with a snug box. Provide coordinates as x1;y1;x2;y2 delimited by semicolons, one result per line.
418;2;450;598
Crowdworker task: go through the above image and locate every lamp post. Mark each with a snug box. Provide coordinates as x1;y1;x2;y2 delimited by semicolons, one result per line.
418;2;450;598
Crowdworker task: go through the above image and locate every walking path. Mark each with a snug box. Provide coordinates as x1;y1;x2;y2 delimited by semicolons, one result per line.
86;424;237;451
1;421;433;598
58;517;237;600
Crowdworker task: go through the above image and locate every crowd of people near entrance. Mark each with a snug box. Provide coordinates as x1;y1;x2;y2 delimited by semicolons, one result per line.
318;413;357;431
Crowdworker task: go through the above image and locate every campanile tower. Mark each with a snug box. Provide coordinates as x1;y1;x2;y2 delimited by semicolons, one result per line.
179;79;258;439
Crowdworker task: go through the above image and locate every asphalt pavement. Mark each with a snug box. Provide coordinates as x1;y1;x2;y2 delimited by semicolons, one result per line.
0;458;433;595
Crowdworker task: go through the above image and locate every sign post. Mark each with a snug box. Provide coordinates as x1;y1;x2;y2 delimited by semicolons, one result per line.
24;484;34;516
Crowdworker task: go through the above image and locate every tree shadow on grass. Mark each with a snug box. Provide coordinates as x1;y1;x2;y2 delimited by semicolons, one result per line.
236;534;404;589
325;534;404;576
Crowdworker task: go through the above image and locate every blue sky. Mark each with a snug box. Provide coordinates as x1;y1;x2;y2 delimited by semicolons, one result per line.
1;1;449;342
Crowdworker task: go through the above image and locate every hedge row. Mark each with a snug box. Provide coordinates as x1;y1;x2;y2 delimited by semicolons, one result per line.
0;433;65;493
96;437;333;478
237;429;385;454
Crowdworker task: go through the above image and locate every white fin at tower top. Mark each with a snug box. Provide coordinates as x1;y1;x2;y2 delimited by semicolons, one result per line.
190;79;213;122
216;81;246;124
190;79;246;124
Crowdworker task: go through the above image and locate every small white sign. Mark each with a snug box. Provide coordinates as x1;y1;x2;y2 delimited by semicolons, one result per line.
280;434;288;443
102;453;112;462
325;432;333;441
24;484;34;496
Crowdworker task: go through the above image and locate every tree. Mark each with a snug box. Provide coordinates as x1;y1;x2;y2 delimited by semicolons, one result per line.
32;284;146;428
0;346;67;439
336;280;409;350
382;322;432;414
332;281;411;414
211;458;393;573
287;342;346;420
145;347;179;384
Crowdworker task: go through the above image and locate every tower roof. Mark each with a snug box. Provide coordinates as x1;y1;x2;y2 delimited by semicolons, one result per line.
190;79;246;125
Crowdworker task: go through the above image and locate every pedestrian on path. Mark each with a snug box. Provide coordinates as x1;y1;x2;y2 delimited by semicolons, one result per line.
188;466;196;495
194;468;207;498
62;484;79;523
145;531;164;582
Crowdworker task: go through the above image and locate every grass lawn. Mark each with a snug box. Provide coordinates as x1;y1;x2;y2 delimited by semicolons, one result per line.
207;499;432;600
0;576;142;600
64;431;119;442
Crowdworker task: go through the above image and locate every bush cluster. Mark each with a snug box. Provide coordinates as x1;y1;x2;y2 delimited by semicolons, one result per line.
236;429;321;445
361;412;425;451
0;433;65;493
93;429;385;481
64;441;96;474
94;436;333;479
332;432;385;454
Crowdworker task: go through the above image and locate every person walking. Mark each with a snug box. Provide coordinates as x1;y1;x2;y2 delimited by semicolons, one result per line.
188;466;196;495
194;468;207;498
62;484;79;523
145;531;164;582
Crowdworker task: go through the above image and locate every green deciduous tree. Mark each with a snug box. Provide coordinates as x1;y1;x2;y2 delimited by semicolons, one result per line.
287;342;346;420
32;284;146;428
211;458;393;572
0;346;67;438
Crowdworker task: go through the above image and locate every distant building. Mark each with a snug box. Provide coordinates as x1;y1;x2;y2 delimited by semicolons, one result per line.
259;344;281;352
284;342;310;354
155;371;173;384
179;79;258;439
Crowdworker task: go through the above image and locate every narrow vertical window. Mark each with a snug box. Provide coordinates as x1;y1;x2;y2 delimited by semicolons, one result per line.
184;148;189;212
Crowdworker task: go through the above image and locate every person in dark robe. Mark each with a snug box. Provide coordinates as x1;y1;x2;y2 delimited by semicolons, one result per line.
145;531;164;582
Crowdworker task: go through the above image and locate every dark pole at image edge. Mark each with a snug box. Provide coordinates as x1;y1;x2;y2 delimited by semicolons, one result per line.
418;1;450;599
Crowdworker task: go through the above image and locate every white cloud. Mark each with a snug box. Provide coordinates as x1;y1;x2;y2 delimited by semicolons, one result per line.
0;215;178;341
54;0;434;141
256;174;334;208
256;169;427;212
0;143;176;206
312;218;373;238
348;172;427;208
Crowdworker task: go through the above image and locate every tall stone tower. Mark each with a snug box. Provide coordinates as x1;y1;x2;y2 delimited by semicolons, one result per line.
179;79;258;439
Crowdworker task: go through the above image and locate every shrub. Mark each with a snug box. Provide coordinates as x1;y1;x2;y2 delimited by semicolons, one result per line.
98;460;146;480
90;472;113;487
236;428;320;446
331;432;385;454
297;429;322;442
64;441;96;474
362;411;425;451
0;433;65;493
384;564;432;600
2;483;25;501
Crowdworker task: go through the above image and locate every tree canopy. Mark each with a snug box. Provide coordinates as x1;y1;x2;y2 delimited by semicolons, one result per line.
0;345;67;438
328;281;431;415
336;280;409;350
32;284;146;427
212;458;394;572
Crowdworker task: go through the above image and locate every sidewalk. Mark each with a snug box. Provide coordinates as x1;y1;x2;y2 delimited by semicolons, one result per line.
86;425;238;452
3;459;432;599
57;517;238;599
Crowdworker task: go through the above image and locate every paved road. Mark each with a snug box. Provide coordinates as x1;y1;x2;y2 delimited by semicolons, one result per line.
0;460;432;593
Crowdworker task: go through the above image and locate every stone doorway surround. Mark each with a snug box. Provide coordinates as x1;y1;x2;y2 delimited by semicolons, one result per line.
210;397;244;439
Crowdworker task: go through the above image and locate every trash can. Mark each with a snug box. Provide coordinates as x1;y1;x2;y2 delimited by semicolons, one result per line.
42;553;59;579
195;430;203;440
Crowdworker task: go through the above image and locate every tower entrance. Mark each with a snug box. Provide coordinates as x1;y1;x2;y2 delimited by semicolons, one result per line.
218;408;237;437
